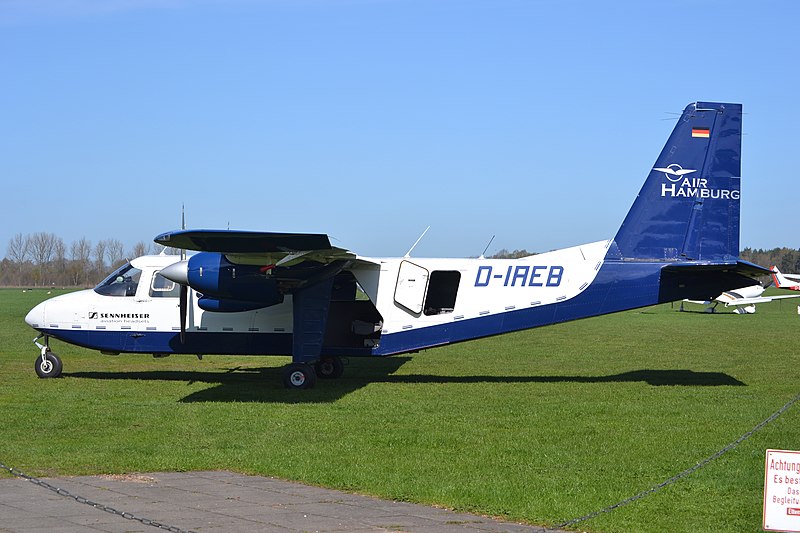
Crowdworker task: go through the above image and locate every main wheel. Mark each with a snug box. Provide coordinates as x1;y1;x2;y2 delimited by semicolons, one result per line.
283;363;317;389
315;356;344;379
35;352;63;379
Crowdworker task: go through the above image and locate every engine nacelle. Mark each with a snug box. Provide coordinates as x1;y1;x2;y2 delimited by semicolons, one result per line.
187;252;283;305
197;295;281;313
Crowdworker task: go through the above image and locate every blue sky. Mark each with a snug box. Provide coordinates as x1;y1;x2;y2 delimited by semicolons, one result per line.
2;0;798;259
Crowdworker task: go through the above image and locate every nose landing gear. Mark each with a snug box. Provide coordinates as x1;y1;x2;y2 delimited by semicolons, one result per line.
33;334;63;379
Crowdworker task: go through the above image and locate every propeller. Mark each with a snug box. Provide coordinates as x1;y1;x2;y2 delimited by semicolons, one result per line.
160;259;190;344
177;205;189;343
179;284;188;344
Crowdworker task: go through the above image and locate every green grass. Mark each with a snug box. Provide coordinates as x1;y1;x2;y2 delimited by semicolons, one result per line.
1;288;799;532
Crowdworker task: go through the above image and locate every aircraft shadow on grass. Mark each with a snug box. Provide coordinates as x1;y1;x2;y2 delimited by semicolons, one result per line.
65;359;745;403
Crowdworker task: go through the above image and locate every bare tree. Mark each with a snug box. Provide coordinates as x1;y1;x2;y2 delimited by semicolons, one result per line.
70;237;92;286
7;233;30;263
29;232;58;265
53;237;66;285
6;233;30;285
132;241;151;257
106;238;126;268
94;240;107;276
26;232;59;286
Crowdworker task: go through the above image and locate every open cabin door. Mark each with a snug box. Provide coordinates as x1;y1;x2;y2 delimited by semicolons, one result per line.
394;260;429;314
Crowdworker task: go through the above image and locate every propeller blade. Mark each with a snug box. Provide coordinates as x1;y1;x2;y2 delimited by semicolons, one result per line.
179;284;187;344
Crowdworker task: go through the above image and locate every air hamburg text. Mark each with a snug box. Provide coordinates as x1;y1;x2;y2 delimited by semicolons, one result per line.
475;265;563;287
661;177;740;200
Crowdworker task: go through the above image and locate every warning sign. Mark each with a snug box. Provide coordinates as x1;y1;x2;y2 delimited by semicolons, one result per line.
764;449;800;531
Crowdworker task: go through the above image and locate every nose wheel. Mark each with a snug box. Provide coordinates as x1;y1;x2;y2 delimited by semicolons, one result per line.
33;335;63;379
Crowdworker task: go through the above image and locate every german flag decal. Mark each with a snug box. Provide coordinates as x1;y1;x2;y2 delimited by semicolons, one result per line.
692;127;710;138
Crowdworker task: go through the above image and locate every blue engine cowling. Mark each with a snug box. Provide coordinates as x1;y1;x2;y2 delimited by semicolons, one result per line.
197;296;281;312
187;252;284;309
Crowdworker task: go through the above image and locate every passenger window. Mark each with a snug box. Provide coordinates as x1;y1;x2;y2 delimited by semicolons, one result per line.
423;271;461;315
150;272;181;298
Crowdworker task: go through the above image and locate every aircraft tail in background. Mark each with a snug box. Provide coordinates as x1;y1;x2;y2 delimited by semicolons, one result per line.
771;266;800;291
609;102;742;263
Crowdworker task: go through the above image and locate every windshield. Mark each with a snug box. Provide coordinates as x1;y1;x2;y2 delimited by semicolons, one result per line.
94;262;142;297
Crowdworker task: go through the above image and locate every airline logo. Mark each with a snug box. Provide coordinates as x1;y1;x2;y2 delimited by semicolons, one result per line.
654;164;696;182
655;164;740;200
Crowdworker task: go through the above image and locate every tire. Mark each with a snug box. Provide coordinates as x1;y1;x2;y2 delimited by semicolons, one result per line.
35;352;63;379
315;356;344;379
283;363;317;389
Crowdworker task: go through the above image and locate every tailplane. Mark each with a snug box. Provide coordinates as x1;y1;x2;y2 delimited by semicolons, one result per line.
610;102;742;262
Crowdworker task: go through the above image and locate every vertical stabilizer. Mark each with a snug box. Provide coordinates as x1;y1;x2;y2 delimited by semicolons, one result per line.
771;266;800;291
610;102;742;262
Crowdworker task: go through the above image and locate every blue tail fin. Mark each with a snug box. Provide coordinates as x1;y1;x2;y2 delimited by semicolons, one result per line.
610;102;742;262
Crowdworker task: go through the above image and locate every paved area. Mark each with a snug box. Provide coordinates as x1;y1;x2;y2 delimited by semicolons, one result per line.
0;470;569;532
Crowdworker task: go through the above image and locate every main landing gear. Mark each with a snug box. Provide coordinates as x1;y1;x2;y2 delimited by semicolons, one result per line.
282;356;344;389
33;334;63;379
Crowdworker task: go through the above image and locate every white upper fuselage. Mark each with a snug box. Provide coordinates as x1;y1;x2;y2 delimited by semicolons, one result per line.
355;240;610;338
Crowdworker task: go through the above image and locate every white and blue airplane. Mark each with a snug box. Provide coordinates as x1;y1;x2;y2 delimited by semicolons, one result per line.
25;101;772;389
681;283;800;314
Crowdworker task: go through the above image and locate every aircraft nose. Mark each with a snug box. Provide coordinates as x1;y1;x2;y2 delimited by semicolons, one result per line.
25;301;47;329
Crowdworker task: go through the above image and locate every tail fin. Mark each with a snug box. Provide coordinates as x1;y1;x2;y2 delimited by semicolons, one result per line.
610;102;742;262
771;266;800;290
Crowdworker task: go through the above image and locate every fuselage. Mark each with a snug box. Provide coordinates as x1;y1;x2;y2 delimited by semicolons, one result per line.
26;240;621;358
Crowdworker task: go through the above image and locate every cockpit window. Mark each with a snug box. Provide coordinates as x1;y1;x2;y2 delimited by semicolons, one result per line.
94;263;142;297
150;272;181;298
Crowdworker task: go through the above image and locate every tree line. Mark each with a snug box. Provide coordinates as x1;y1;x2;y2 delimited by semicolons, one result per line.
1;232;176;288
2;232;798;288
740;247;800;274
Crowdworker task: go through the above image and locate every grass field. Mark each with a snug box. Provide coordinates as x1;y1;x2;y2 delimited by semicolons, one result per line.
1;288;799;532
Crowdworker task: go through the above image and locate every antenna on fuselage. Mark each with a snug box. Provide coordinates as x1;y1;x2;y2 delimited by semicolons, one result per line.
479;235;495;259
404;226;430;258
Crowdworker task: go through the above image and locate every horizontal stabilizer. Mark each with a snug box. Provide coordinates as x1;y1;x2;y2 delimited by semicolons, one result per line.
659;260;773;302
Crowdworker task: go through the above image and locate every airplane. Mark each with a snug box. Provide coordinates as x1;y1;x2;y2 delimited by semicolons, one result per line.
680;283;800;314
25;101;774;389
771;266;800;291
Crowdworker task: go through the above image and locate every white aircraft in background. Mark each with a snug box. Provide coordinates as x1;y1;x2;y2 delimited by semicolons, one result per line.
681;284;800;314
24;101;779;389
771;266;800;291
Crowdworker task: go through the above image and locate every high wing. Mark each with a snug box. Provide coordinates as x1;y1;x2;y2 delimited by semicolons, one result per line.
154;229;360;267
154;229;376;318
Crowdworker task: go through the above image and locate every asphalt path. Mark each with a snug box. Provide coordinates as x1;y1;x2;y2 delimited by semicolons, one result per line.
0;470;572;532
